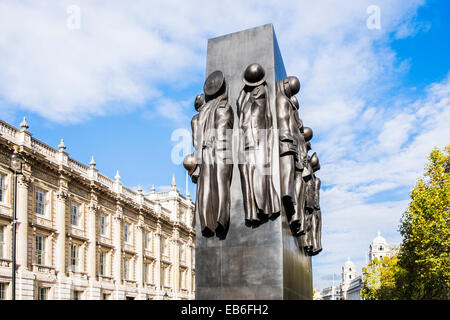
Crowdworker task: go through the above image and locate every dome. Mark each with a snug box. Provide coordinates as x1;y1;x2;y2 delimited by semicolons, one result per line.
372;231;388;246
343;257;355;271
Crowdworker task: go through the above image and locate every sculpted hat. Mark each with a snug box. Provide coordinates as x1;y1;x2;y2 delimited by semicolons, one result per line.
242;63;267;86
283;76;300;97
183;154;197;175
291;96;299;109
194;93;205;111
303;127;313;142
310;152;320;169
204;70;225;96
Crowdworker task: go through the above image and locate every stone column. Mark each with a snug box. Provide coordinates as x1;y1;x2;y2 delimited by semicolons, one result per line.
112;204;123;298
172;225;180;299
55;189;68;275
87;200;98;279
136;215;145;298
16;175;30;270
187;234;193;297
155;220;162;299
15;173;34;300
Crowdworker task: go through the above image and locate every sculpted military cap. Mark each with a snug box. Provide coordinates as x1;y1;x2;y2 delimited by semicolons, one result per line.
204;70;225;96
303;127;313;142
194;93;205;111
310;152;320;169
291;95;299;109
283;76;301;97
242;63;267;86
183;154;197;175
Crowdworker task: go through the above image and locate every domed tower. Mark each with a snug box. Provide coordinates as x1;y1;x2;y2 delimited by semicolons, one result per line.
342;257;357;284
369;231;390;261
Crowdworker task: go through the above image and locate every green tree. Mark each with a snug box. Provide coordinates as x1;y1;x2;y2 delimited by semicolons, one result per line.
397;145;450;299
361;145;449;300
361;255;403;300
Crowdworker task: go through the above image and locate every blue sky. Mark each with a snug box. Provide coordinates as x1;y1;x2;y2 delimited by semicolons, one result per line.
0;0;449;291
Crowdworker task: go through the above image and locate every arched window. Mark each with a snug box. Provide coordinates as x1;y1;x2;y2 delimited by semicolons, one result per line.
379;246;383;251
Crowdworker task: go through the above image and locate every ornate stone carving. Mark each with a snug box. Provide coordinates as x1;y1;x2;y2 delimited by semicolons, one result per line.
88;202;98;213
32;168;58;185
56;190;69;201
17;175;31;188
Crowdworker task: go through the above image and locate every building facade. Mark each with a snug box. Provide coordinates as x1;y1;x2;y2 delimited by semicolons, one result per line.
317;232;394;300
0;118;195;300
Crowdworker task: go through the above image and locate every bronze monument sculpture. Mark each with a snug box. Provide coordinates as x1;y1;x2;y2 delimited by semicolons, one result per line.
188;24;322;299
237;63;280;225
184;70;234;239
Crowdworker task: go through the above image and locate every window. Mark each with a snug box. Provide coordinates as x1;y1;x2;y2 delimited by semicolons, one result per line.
38;287;48;300
123;257;130;280
179;244;185;262
124;223;131;243
35;235;45;265
145;231;151;250
71;203;79;226
100;214;107;236
161;237;168;256
35;189;46;216
70;244;79;271
161;265;170;287
179;269;186;290
160;266;165;287
0;225;4;258
379;246;383;251
0;283;7;300
102;293;110;300
0;174;5;203
145;263;152;283
99;251;106;276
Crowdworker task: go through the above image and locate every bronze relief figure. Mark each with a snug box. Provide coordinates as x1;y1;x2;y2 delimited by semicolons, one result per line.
236;63;280;225
184;70;234;239
303;153;322;256
276;76;304;233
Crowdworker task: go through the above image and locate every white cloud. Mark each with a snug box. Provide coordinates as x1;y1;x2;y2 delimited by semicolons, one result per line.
0;0;447;291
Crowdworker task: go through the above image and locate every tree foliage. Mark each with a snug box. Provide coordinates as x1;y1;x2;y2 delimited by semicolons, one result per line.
362;145;449;300
361;255;403;300
397;144;450;299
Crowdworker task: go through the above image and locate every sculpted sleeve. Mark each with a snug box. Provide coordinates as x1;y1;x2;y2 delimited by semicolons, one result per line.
215;101;234;161
276;95;296;156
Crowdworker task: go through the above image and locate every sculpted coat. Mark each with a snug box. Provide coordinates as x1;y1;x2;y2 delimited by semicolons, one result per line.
237;80;280;223
276;77;304;233
186;71;234;239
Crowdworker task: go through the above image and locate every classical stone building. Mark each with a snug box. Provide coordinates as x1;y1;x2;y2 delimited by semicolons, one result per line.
317;232;396;300
0;118;195;300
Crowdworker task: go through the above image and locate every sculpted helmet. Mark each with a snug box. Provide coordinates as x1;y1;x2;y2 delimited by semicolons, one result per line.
310;152;320;171
242;63;267;87
290;95;299;110
204;70;225;97
303;127;313;142
183;154;197;175
283;76;300;98
194;94;205;111
306;141;311;151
